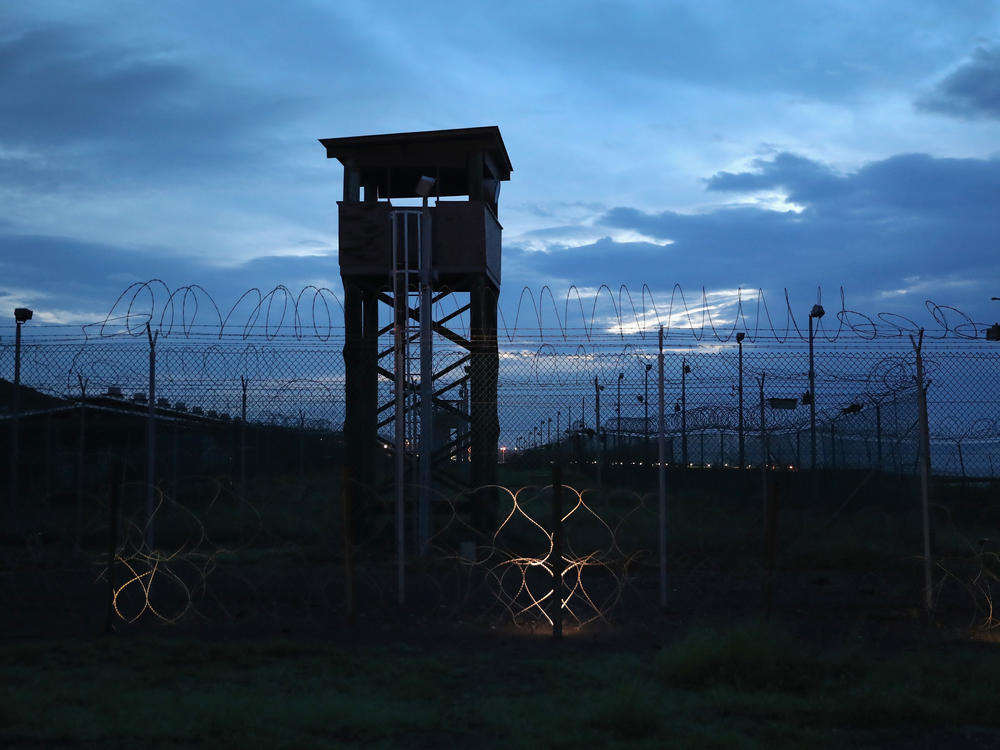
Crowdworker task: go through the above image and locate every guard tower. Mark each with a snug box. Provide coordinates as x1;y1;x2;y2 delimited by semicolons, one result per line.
320;126;511;544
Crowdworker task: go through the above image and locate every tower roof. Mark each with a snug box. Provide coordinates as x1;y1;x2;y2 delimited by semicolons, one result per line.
319;126;511;199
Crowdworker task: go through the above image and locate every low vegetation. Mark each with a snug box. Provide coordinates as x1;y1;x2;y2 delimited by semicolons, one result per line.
3;621;1000;749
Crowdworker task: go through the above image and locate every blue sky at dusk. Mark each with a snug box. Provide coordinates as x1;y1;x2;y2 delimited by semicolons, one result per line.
1;1;999;332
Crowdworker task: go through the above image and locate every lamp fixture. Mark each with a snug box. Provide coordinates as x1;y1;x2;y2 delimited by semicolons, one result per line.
415;175;436;197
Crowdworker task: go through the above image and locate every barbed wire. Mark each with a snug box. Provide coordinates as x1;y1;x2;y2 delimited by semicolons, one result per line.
53;280;991;344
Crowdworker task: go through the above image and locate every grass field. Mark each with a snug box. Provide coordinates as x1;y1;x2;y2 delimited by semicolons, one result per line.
4;467;1000;747
3;621;1000;749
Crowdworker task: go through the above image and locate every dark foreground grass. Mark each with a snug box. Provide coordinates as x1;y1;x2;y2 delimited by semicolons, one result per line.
3;622;1000;750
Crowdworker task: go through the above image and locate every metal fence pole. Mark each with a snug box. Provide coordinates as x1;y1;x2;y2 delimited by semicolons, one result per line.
9;316;24;507
809;314;817;472
342;465;355;625
875;401;883;471
759;372;767;509
737;334;745;468
551;456;564;639
594;376;603;488
239;376;247;543
658;326;668;607
681;358;689;466
145;322;157;550
104;459;123;635
75;376;87;551
911;329;933;613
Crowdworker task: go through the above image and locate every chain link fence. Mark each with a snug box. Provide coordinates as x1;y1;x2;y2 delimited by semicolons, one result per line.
1;326;999;635
5;334;999;493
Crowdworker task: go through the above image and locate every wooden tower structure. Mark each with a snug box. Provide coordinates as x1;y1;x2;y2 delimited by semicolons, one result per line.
320;126;511;542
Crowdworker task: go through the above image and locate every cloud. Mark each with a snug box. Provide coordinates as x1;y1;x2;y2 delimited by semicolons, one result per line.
705;153;842;204
507;151;1000;321
0;23;301;185
917;45;1000;120
0;232;341;325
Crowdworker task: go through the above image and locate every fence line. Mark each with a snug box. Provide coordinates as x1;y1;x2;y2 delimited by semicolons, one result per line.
45;279;995;343
1;328;998;486
2;321;999;636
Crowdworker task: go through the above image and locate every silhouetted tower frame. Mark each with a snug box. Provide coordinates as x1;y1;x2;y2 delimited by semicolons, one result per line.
320;126;511;538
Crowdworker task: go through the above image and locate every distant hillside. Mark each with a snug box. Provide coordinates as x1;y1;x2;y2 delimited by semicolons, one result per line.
0;379;69;413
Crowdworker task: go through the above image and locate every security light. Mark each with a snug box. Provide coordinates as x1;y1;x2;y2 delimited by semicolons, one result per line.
736;332;745;342
415;175;436;197
809;304;825;319
14;308;32;323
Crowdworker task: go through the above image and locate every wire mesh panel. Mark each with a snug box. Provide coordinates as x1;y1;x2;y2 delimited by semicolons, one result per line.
2;318;999;635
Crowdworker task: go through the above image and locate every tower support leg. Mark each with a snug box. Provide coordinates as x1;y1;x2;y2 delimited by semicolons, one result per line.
470;278;499;534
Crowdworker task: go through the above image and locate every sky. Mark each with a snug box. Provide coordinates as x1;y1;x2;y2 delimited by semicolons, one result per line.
2;0;1000;336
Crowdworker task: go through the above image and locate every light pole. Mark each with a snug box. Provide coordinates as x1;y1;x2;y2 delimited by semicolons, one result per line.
636;395;645;462
644;363;652;460
808;304;824;472
594;376;604;438
10;307;33;506
736;332;745;469
681;358;691;466
594;376;605;484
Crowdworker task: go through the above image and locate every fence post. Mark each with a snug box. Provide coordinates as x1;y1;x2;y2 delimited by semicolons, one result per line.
875;401;883;471
681;358;689;466
145;323;157;550
831;420;837;470
75;376;87;552
551;456;563;639
759;372;767;514
594;376;603;491
737;333;745;468
910;329;933;613
238;376;247;543
657;326;668;608
342;465;355;625
9;316;24;508
104;459;123;634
